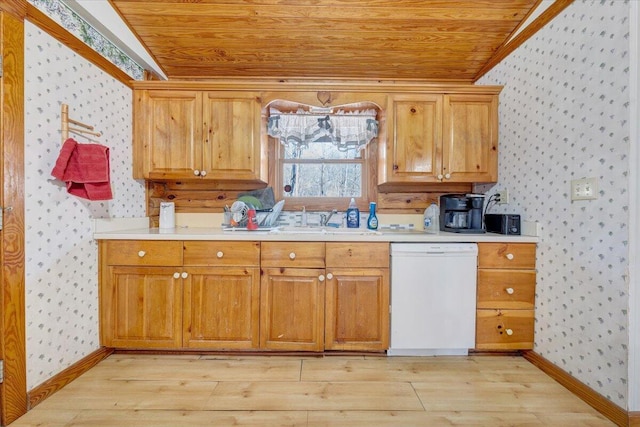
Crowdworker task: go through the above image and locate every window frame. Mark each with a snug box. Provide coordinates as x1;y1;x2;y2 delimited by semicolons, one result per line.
273;138;376;212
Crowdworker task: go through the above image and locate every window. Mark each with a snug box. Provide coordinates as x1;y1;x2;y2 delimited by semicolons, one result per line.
267;102;380;211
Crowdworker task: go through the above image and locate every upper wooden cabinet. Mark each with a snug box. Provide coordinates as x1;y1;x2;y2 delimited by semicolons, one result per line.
133;90;266;183
442;94;498;183
381;92;498;186
384;94;443;183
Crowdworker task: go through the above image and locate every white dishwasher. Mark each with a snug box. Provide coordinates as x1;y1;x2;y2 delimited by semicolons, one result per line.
389;243;478;356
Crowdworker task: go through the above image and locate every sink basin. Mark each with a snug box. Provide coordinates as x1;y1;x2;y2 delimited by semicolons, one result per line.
270;227;380;236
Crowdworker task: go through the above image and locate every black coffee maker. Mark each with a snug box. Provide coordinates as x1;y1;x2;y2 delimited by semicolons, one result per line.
439;194;485;233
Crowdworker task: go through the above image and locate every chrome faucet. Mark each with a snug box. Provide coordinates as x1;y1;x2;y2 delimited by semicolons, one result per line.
320;209;339;226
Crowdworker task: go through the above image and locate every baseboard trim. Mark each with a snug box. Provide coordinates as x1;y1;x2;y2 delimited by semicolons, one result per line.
28;347;113;409
630;412;640;427
523;350;629;427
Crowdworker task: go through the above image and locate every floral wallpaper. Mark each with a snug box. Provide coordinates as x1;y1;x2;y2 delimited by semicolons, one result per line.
24;21;145;390
27;0;143;80
478;0;631;408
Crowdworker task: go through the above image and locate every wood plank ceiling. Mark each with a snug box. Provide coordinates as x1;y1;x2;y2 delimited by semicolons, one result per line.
110;0;546;82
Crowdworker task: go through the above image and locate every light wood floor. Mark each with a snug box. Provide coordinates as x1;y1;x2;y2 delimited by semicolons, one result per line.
13;354;614;426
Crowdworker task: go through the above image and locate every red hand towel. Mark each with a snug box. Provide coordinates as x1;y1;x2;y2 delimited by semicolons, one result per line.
51;138;77;181
51;138;113;201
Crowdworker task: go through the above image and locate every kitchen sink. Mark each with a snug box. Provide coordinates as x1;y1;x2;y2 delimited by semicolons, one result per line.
270;226;381;236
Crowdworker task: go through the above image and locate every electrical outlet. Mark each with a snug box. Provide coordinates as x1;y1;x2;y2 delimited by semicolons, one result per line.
497;189;509;204
571;177;598;201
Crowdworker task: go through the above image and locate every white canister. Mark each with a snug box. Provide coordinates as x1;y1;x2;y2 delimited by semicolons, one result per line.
159;202;176;229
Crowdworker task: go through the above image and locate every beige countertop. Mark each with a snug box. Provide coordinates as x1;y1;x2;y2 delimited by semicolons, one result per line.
93;224;538;243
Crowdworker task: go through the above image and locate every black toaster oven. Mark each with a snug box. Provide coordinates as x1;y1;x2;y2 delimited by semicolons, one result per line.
484;214;521;235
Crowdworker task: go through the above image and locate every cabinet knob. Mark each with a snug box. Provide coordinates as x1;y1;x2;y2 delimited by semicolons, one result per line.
216;251;224;258
505;328;514;336
506;253;514;260
138;251;146;257
437;174;443;180
444;173;451;179
193;169;200;176
200;170;207;177
318;274;325;282
505;287;515;295
289;252;296;260
173;272;180;279
326;273;333;280
181;272;188;279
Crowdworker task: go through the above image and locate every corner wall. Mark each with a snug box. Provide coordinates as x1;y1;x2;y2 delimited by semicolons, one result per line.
478;0;631;408
24;21;145;390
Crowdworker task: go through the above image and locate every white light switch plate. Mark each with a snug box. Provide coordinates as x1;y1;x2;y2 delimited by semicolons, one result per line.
571;177;598;201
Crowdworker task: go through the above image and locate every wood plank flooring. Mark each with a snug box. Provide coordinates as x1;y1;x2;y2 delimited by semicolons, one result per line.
12;354;615;426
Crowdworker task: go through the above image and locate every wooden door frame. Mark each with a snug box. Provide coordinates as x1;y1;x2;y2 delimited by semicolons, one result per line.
0;1;27;425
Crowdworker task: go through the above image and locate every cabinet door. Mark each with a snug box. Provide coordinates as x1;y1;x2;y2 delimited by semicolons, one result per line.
383;94;442;184
324;268;389;351
201;92;265;182
260;268;325;351
134;90;203;180
183;267;260;349
442;94;498;183
102;266;182;348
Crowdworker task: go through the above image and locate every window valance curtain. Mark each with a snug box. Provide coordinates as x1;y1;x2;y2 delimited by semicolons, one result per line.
267;108;379;152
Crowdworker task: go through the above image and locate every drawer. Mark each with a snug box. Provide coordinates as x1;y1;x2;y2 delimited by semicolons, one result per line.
103;240;182;266
261;242;325;268
477;269;536;309
183;241;260;266
478;243;535;269
475;309;534;350
326;243;389;268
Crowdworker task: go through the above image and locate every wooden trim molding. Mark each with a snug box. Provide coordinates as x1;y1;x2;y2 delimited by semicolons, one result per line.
630;412;640;427
473;0;575;81
523;350;629;427
28;347;113;409
0;0;27;20
24;4;133;87
0;9;27;425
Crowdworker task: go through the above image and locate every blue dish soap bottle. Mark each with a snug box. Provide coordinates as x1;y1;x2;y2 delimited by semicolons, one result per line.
346;198;360;228
367;202;378;230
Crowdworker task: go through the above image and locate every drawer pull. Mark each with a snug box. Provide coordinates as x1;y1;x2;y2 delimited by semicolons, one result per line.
289;252;296;260
181;272;188;279
138;250;146;258
193;169;200;176
216;251;224;258
505;328;514;336
437;174;443;180
326;273;334;280
505;253;514;260
200;170;207;177
505;287;515;295
444;173;451;179
318;274;325;282
173;272;180;279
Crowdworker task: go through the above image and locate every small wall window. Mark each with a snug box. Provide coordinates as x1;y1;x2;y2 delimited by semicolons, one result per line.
267;101;380;211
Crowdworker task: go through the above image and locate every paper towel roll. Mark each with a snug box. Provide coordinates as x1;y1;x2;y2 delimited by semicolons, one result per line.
159;202;175;229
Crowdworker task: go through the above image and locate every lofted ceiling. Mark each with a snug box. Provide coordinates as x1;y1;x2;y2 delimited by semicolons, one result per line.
109;0;570;82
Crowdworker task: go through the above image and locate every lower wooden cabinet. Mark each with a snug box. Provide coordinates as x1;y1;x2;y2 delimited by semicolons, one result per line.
259;242;390;352
260;267;325;351
475;309;534;350
100;239;537;353
325;242;390;351
100;240;261;350
475;243;536;350
183;267;260;349
101;266;183;349
324;268;389;351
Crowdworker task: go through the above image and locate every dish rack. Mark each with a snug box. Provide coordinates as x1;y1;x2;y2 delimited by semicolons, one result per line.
224;200;284;229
